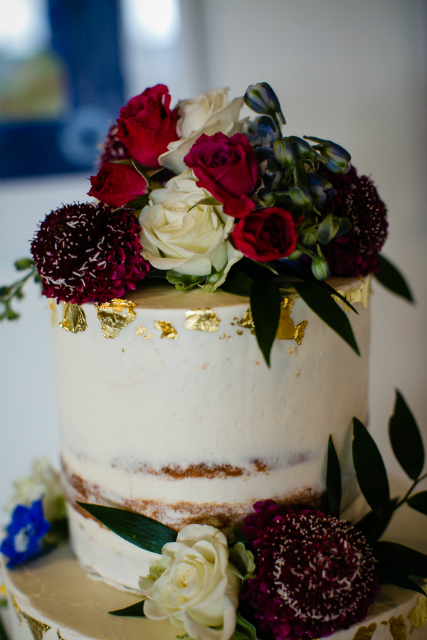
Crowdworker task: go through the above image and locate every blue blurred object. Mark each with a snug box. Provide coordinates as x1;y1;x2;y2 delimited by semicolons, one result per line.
0;0;124;177
0;500;50;569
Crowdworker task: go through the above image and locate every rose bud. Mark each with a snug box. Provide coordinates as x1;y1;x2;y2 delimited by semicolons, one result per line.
274;137;296;168
288;136;319;166
301;227;318;247
244;82;286;125
304;136;351;174
290;185;312;207
88;162;148;208
317;213;340;245
307;173;335;206
312;245;330;280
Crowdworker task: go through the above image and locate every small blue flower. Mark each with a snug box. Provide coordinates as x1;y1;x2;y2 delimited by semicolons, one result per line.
246;116;279;148
1;500;50;568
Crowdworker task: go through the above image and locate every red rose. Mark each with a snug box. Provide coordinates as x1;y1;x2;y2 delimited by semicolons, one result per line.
116;84;179;169
184;132;258;218
232;207;298;261
88;162;148;207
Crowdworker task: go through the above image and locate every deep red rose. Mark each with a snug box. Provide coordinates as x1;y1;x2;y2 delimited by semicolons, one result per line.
116;84;179;169
232;207;298;261
184;132;258;218
88;162;148;207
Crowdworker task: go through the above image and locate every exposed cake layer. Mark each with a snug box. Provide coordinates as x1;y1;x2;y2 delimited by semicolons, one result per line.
51;279;370;590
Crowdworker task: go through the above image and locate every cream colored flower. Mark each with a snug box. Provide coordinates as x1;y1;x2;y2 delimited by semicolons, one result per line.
139;170;242;286
5;458;66;522
139;524;241;640
158;89;244;174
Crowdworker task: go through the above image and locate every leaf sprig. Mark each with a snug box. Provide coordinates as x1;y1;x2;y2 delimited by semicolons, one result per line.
325;389;427;595
0;259;39;321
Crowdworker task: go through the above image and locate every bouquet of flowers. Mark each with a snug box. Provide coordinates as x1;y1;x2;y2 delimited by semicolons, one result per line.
0;82;412;363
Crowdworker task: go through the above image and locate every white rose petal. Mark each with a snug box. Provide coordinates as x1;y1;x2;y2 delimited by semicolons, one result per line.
139;170;242;285
139;524;242;640
158;89;244;175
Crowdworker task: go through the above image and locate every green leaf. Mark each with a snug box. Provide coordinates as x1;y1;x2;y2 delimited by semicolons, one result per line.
14;258;34;271
234;611;260;640
0;600;7;608
374;254;414;303
188;196;222;211
131;159;151;188
293;281;360;355
125;194;150;210
407;491;427;516
109;600;145;617
166;270;206;291
389;390;424;480
250;281;281;367
376;564;426;596
0;615;10;640
373;541;427;578
354;498;398;543
326;435;342;517
76;503;177;554
220;270;253;297
352;418;390;517
272;262;358;313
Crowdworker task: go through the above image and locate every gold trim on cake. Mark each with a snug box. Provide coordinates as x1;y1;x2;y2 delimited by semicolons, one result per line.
11;596;23;624
351;623;377;640
48;300;58;326
332;276;371;313
238;308;255;334
21;612;51;640
97;299;137;338
59;303;87;333
408;585;427;634
136;324;154;339
184;309;220;332
154;320;178;339
276;298;308;345
388;615;407;640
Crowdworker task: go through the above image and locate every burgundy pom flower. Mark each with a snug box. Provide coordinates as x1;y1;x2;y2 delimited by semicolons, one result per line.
31;203;150;305
242;501;379;640
98;123;129;166
319;166;388;277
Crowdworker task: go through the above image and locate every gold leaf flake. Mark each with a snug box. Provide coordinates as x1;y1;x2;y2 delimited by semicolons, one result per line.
59;303;87;333
57;629;67;640
184;308;220;332
236;329;243;336
97;299;136;338
154;320;178;339
135;324;153;339
332;275;371;313
0;584;6;597
408;584;427;634
389;616;406;640
48;300;58;326
11;596;23;624
21;612;51;640
276;298;308;345
352;623;377;640
238;308;255;334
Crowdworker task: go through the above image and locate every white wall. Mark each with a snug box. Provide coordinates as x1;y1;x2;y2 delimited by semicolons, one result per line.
0;0;426;522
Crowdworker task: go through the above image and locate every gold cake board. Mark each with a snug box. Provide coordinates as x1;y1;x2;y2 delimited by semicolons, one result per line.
1;543;426;640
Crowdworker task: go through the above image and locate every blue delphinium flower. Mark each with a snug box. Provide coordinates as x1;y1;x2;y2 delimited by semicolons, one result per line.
1;500;50;568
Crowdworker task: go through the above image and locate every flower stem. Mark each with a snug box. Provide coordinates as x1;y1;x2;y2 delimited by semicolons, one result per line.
395;472;427;509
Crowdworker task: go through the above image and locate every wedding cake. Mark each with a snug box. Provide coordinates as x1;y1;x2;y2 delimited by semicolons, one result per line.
1;82;425;640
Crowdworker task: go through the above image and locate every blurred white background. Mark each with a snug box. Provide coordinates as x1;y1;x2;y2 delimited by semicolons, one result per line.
0;0;426;531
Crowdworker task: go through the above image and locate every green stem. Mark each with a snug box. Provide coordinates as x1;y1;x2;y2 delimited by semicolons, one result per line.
270;112;283;139
395;472;427;509
0;266;36;304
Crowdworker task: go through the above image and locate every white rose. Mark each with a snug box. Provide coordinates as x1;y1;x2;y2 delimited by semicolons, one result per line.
158;89;244;175
139;170;242;287
5;458;66;522
139;524;241;640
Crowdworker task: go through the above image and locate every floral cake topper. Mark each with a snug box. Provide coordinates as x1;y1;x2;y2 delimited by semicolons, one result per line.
0;82;413;364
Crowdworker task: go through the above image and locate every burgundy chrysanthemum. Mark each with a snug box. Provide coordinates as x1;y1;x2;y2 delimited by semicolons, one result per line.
319;166;388;277
98;123;129;166
242;500;379;640
31;202;150;305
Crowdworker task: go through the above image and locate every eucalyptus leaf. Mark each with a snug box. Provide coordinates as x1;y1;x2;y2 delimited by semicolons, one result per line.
376;564;426;596
166;270;206;291
407;491;427;516
250;281;281;367
77;503;177;554
352;418;390;517
109;600;145;617
373;541;427;578
354;498;398;543
389;390;424;480
374;255;414;303
220;270;253;297
293;281;360;355
326;435;342;517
